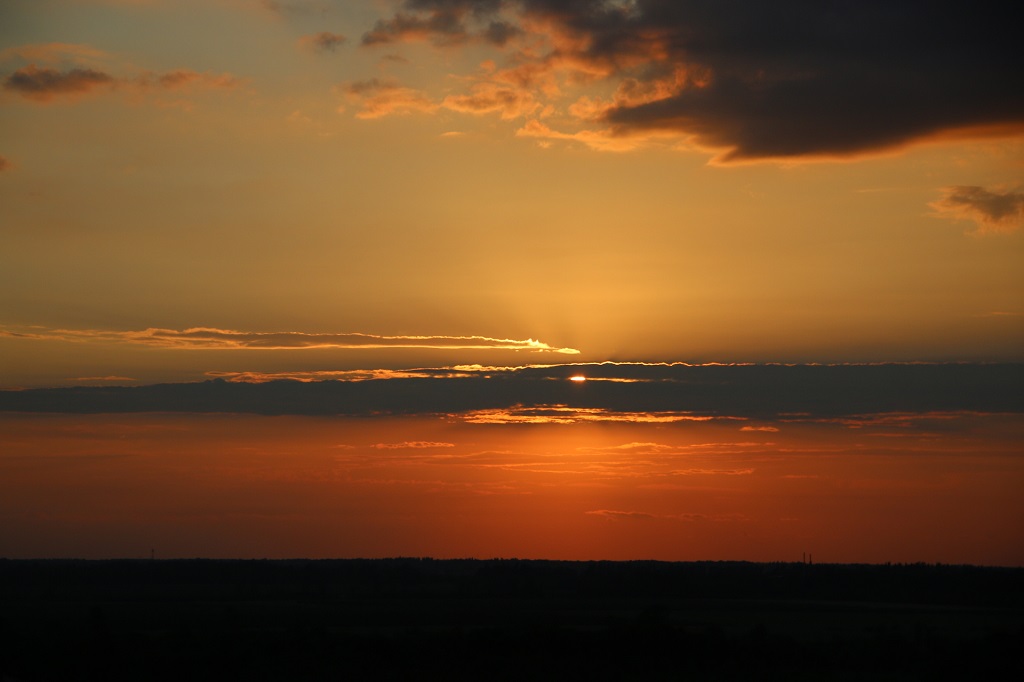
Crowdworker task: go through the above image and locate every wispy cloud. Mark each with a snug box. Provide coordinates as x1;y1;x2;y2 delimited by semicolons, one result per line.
461;406;718;425
0;325;580;353
930;185;1024;234
370;441;455;450
585;509;742;522
343;78;439;118
298;32;346;53
3;64;239;103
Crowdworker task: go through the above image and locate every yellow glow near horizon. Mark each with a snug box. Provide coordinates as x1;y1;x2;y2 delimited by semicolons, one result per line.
570;375;587;382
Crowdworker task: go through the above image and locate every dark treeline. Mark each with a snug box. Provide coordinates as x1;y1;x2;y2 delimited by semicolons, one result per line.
2;559;1022;680
2;362;1022;418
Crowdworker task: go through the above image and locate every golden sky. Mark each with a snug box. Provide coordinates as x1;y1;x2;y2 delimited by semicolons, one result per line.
1;0;1022;386
1;2;1022;563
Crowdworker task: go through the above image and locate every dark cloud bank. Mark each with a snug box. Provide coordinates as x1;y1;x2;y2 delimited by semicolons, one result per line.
362;0;1024;160
2;363;1021;418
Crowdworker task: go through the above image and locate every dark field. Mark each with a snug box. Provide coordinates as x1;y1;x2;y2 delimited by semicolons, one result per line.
2;559;1021;681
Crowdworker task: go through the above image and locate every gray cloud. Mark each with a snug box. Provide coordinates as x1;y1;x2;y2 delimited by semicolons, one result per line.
2;363;1020;418
299;32;347;52
3;64;238;102
359;0;1024;161
931;186;1024;234
4;64;114;101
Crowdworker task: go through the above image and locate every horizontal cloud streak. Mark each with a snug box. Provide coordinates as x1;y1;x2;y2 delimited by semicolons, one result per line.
0;325;579;353
2;63;239;103
2;363;1020;419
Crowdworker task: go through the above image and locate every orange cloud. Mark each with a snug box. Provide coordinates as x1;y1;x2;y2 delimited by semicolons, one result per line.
371;441;455;450
0;325;580;354
460;405;717;425
442;82;540;119
344;79;438;118
515;119;646;152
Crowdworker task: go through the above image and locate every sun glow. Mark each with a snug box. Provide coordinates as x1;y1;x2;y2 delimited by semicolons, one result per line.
570;375;587;382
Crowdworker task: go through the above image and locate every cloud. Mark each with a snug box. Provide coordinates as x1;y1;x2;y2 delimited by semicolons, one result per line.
3;65;115;101
371;441;456;449
355;0;1024;162
2;363;1021;419
3;64;238;103
0;156;10;172
931;186;1024;235
0;325;580;353
442;81;540;119
298;32;347;52
361;0;508;47
585;509;658;521
343;78;439;118
516;119;646;152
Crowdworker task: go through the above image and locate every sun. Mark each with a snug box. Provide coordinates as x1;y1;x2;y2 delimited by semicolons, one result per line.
569;375;587;382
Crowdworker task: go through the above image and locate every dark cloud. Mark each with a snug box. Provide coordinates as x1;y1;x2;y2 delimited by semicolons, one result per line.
360;0;1024;161
3;64;115;101
3;65;238;103
362;0;507;46
2;363;1020;418
299;31;347;52
931;186;1024;234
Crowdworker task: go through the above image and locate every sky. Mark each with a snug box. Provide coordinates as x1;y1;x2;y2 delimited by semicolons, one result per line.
1;0;1022;563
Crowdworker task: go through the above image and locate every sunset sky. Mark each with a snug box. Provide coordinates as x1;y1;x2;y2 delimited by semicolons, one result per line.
1;1;1022;563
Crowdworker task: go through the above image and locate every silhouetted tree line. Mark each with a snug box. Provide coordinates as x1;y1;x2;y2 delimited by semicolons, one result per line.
1;559;1022;680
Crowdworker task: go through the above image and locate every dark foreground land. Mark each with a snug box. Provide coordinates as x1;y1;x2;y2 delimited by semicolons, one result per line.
2;559;1022;681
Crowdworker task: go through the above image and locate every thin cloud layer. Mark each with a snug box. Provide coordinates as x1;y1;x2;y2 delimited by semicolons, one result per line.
355;0;1024;161
0;325;580;353
931;186;1024;235
298;31;347;52
3;64;239;103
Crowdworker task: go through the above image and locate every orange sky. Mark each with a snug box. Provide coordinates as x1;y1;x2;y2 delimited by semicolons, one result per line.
2;412;1021;564
1;0;1022;387
1;1;1021;562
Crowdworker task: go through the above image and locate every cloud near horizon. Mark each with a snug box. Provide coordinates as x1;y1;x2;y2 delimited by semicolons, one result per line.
1;363;1021;419
353;0;1024;162
0;325;580;353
